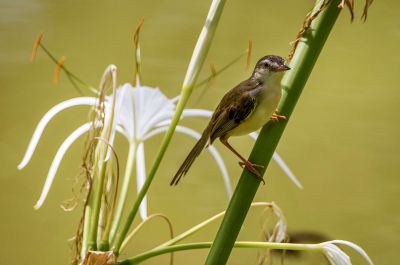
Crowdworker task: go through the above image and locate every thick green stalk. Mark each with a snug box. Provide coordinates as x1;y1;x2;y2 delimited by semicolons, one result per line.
111;0;226;254
205;1;342;264
118;241;319;265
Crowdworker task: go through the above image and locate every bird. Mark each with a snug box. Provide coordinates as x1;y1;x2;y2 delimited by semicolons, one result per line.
170;55;290;185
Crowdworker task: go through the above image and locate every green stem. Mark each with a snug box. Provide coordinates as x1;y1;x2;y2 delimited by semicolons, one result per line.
81;192;92;256
39;43;96;93
111;0;226;254
82;157;107;254
120;213;173;253
81;66;118;257
118;241;320;265
154;207;226;249
155;202;271;249
194;48;248;88
204;1;342;264
109;142;137;243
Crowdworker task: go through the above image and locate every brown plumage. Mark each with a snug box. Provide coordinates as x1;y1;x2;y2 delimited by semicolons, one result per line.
170;55;290;185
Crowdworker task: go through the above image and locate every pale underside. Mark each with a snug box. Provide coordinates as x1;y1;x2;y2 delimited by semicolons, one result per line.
226;82;282;137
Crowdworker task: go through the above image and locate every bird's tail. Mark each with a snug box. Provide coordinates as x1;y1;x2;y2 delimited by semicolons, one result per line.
170;128;211;186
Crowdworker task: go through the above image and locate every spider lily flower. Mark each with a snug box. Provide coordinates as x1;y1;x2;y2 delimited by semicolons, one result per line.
18;68;301;218
317;240;374;265
17;79;231;214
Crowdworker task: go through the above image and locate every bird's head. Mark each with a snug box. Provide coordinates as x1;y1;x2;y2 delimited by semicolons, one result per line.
252;55;290;82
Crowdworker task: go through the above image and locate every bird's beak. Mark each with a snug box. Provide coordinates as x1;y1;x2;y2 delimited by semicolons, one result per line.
280;64;291;71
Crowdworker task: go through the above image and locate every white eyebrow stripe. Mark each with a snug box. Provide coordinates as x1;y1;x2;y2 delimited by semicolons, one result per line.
271;61;279;68
263;59;271;64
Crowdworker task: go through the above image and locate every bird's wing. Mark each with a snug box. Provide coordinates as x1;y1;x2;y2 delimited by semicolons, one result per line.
209;80;259;143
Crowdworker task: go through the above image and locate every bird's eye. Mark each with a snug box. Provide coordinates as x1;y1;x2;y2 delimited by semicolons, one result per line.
263;62;269;68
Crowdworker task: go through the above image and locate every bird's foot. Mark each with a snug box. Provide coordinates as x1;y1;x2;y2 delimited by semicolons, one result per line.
238;161;264;169
271;111;286;121
238;161;265;184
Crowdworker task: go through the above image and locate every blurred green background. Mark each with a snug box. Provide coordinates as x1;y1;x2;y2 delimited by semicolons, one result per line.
1;0;399;264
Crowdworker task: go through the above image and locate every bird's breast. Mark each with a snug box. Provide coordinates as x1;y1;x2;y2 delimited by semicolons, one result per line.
228;84;281;137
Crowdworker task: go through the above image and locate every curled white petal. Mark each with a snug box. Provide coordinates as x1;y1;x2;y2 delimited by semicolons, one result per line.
170;95;180;104
136;142;148;219
323;243;351;265
208;144;232;197
18;97;97;170
272;152;303;189
141;127;168;141
249;132;303;189
143;125;232;197
139;110;175;139
34;122;92;209
323;240;374;265
181;109;213;118
155;119;173;127
154;108;213;128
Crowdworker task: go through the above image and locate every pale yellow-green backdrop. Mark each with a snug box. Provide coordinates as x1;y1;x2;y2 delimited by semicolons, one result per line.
1;0;399;264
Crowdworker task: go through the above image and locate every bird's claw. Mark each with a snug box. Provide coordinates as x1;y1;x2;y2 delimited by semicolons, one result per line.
238;161;265;184
271;111;286;121
238;161;264;169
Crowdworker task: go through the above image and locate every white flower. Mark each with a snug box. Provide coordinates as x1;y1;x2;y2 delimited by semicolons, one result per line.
18;67;302;218
319;240;374;265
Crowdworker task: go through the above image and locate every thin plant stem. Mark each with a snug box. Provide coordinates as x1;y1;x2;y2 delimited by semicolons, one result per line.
39;43;96;93
109;142;137;243
83;156;107;253
204;1;343;264
98;142;121;251
194;49;248;88
111;0;226;254
193;49;249;105
81;66;117;256
155;202;271;249
120;213;174;253
118;241;320;265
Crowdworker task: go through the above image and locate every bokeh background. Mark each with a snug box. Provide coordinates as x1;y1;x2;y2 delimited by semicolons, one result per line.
1;0;399;264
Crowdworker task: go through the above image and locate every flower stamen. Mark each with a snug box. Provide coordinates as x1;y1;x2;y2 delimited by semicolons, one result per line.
54;56;66;84
30;32;43;62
